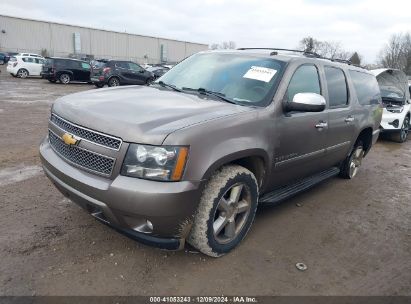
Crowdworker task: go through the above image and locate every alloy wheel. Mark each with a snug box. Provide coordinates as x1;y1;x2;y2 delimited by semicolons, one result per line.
349;146;364;178
400;117;409;142
18;69;28;78
109;78;120;86
213;183;251;244
60;74;70;84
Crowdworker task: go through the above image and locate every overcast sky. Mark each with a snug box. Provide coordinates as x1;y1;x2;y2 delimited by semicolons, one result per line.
1;0;410;63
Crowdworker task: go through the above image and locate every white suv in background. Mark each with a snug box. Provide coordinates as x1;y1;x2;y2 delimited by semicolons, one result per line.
7;55;45;78
371;69;410;143
18;53;43;58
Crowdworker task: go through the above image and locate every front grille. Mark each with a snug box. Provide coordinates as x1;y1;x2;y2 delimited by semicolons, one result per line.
50;114;122;150
49;131;115;176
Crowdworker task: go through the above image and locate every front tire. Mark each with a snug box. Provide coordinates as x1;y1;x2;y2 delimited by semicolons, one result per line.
390;116;409;143
48;79;56;83
188;165;258;257
95;83;104;88
340;140;364;179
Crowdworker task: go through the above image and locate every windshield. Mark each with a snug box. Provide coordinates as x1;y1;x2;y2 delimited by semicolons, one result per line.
156;52;285;106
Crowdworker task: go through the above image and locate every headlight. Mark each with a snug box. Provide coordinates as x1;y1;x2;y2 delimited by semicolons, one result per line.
121;144;189;181
387;106;404;113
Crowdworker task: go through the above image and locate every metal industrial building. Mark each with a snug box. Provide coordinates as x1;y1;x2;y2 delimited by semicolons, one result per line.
0;15;208;64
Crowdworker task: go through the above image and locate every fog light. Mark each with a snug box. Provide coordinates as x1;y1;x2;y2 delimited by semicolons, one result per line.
133;219;153;234
389;119;399;128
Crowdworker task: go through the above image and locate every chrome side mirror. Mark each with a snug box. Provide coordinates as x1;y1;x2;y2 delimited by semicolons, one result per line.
285;92;326;112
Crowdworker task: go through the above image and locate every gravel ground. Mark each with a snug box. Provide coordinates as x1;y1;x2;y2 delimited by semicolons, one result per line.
0;65;410;296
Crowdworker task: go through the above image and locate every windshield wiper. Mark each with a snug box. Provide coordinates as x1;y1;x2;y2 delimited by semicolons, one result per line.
181;87;237;104
154;81;182;92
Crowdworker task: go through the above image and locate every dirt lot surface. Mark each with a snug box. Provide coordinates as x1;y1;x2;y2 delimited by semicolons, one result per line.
0;65;410;296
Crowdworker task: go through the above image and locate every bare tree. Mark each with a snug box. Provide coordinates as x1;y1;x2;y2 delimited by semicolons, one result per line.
298;37;350;59
378;32;411;74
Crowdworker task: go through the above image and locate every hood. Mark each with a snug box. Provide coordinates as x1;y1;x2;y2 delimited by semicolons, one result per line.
53;85;251;145
371;69;410;104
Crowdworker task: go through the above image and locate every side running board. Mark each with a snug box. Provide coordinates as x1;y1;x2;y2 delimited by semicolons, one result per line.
259;167;340;205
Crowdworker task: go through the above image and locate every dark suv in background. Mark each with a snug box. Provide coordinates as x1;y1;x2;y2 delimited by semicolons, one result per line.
90;60;154;88
41;57;91;84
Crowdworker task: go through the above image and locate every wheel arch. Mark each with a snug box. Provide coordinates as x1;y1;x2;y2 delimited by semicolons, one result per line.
201;150;269;189
17;68;29;75
355;127;373;156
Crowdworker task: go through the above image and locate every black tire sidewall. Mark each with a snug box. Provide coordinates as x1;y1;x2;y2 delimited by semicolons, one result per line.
205;172;258;255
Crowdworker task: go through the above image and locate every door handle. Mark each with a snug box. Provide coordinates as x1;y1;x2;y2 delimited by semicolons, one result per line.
345;116;355;123
315;121;328;129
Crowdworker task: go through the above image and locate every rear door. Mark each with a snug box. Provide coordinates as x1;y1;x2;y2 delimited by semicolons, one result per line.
115;61;132;84
23;57;37;74
268;64;329;189
323;65;356;165
78;61;91;81
33;58;44;75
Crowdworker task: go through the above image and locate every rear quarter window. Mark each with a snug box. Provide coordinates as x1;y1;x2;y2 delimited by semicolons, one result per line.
349;70;381;105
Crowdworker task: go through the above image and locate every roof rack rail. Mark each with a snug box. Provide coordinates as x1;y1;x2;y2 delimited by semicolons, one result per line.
237;48;321;58
237;47;355;66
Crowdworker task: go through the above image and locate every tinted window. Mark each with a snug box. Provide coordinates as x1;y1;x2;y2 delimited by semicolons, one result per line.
67;60;81;69
128;62;143;71
349;71;381;105
34;58;44;64
81;62;91;70
324;66;348;107
115;62;129;69
22;57;34;63
287;65;321;101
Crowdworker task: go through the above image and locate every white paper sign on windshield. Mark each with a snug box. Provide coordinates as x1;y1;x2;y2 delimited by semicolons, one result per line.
243;66;277;82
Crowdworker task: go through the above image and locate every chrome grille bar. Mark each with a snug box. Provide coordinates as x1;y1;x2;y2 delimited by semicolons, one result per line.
50;113;122;150
48;130;115;176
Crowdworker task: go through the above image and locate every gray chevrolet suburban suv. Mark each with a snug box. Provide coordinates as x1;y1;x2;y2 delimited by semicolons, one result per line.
40;49;382;257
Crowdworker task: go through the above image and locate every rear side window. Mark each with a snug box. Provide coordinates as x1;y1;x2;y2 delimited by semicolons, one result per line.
115;62;129;69
349;71;381;105
22;57;34;63
81;62;91;70
287;65;321;101
324;66;348;107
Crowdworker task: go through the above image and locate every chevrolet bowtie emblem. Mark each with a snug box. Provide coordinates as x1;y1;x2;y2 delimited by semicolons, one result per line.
62;133;80;145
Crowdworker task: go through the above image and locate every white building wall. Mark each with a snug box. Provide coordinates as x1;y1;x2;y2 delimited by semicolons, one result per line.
0;15;208;63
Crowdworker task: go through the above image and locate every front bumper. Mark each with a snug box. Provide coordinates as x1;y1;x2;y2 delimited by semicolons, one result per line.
39;136;202;249
379;108;409;132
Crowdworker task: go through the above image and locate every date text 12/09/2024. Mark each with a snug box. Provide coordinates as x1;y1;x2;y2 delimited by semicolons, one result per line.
149;296;258;303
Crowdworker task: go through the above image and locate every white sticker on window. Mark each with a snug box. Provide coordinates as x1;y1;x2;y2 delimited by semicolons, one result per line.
243;66;277;82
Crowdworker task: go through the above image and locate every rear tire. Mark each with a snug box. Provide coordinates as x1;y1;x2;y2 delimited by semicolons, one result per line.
188;165;258;257
108;77;120;87
11;73;17;78
48;79;56;83
340;140;364;179
390;116;409;143
59;73;71;84
95;83;104;88
17;69;29;78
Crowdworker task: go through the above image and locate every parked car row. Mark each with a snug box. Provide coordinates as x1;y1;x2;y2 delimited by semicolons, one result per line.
3;51;409;144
